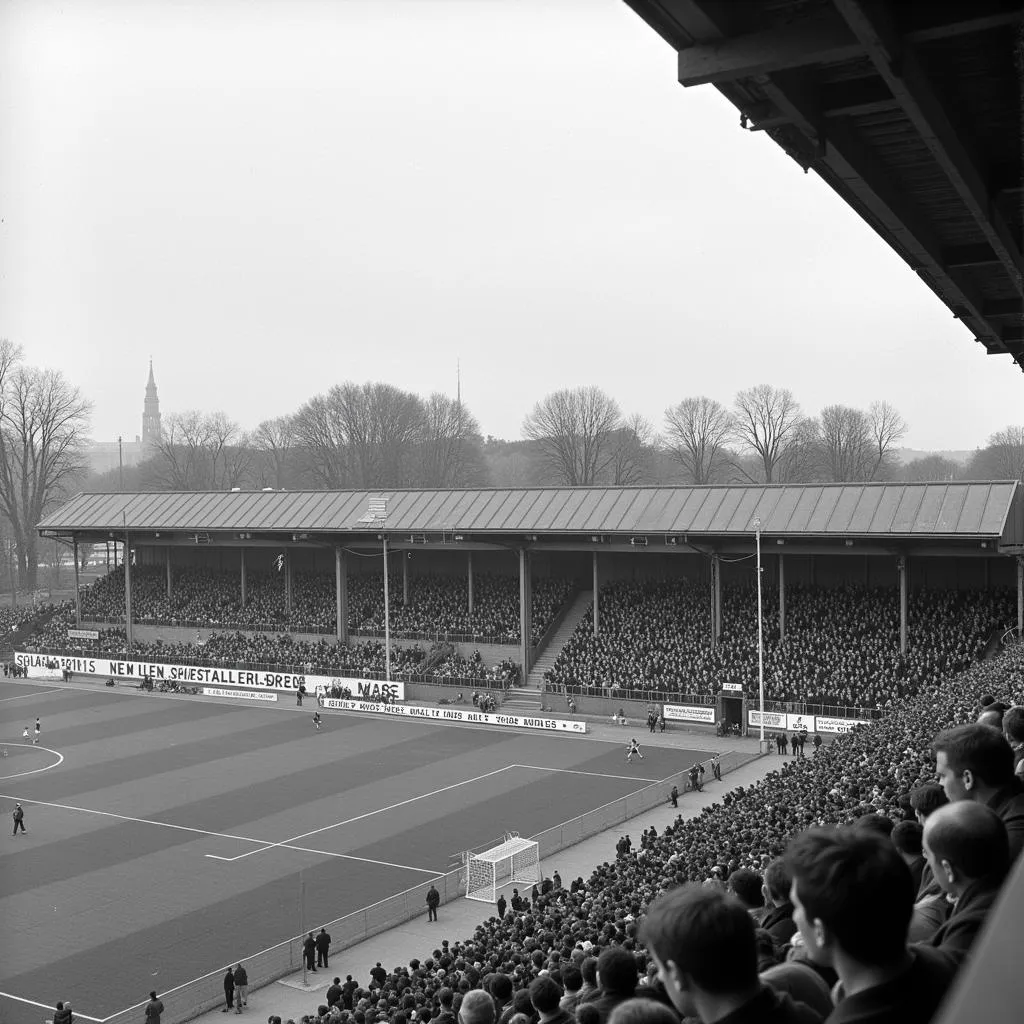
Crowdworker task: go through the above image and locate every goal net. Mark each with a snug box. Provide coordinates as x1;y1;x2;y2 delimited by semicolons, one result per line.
465;833;540;903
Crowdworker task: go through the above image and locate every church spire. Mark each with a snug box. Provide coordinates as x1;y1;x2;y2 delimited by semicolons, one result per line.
142;360;161;448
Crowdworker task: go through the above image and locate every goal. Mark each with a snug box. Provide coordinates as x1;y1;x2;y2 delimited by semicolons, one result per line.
464;833;540;903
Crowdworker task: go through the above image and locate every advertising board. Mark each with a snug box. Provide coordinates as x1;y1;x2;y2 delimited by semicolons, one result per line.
663;704;716;724
321;697;588;733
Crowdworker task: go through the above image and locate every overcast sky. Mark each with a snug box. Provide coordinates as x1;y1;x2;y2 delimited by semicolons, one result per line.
0;0;1019;454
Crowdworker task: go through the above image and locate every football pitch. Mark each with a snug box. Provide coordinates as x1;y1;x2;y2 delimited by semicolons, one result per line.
0;680;711;1024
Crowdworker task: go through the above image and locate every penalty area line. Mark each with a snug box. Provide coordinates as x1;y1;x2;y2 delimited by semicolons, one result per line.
205;843;440;875
0;687;64;702
512;764;661;784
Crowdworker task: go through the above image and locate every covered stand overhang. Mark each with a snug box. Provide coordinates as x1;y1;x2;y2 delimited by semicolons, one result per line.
624;0;1024;368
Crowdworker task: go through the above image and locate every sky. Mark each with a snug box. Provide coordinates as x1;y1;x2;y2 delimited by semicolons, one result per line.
0;0;1019;453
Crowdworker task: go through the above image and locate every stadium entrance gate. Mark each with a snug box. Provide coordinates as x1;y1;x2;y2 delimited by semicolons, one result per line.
718;694;743;734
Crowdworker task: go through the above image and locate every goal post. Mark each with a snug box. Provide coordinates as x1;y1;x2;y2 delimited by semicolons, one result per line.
464;833;540;903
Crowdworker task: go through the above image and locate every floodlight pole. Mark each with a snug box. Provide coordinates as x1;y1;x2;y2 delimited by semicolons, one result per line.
754;517;765;749
382;505;391;683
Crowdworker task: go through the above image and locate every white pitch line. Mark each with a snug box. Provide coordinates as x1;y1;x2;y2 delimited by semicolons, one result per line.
1;792;441;875
0;743;64;781
0;687;63;701
221;763;520;862
0;990;105;1022
512;763;661;784
206;842;439;875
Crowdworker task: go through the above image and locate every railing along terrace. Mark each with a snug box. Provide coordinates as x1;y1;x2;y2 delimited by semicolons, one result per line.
79;615;533;647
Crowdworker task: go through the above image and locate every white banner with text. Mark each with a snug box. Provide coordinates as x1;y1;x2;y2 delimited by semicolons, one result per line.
663;704;716;724
203;687;278;702
321;697;588;733
748;710;818;732
14;651;404;701
815;715;871;733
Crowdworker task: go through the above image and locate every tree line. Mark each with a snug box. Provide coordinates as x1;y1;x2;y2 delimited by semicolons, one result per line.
2;339;1023;589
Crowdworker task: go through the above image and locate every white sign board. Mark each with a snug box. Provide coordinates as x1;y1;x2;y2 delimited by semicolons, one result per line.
321;697;588;733
815;715;870;733
748;710;818;732
721;682;743;693
14;651;404;701
663;704;716;724
203;687;278;702
67;628;100;641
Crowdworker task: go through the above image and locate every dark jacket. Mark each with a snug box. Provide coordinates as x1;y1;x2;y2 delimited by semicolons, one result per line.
234;967;248;986
223;971;235;995
986;782;1024;862
326;983;343;1007
426;887;440;908
711;984;821;1024
315;931;331;952
825;946;953;1023
144;998;164;1024
922;879;1002;967
53;1008;73;1024
761;902;798;946
904;856;925;896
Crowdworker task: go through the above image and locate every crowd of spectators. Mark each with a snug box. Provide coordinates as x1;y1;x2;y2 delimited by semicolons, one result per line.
279;640;1024;1024
545;581;1013;710
76;568;574;645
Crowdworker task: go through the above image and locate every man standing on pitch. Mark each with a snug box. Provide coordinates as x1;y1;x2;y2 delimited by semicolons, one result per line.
12;803;26;835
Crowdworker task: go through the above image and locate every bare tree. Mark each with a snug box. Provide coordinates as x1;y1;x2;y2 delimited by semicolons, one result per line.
732;385;802;483
418;393;487;487
777;416;825;483
868;401;908;479
663;396;733;484
607;413;655;485
151;410;251;490
0;341;92;588
900;454;962;482
966;425;1024;482
252;415;297;489
292;391;350;488
819;404;872;481
522;386;622;485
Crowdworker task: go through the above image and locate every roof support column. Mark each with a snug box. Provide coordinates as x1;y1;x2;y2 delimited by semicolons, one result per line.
467;551;474;615
1016;556;1023;641
166;548;172;601
402;549;409;607
519;548;533;685
897;555;908;657
778;554;786;642
593;551;600;636
284;551;292;613
124;531;133;653
710;554;721;648
335;547;348;644
72;539;82;628
239;549;246;609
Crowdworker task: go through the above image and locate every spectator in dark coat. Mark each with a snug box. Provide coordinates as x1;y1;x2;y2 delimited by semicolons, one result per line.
496;894;507;920
931;722;1024;862
891;820;927;895
787;826;953;1023
315;929;331;968
921;801;1010;968
53;1002;73;1024
587;947;640;1024
326;978;343;1009
232;966;248;1013
640;885;819;1024
145;992;164;1024
426;885;440;922
759;859;797;946
303;932;317;972
222;968;235;1013
528;976;571;1024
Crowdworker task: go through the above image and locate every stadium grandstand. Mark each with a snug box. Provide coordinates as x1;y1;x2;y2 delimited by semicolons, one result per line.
23;482;1024;722
8;3;1023;1023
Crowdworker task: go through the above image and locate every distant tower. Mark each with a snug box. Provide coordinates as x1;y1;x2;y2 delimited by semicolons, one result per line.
142;359;162;448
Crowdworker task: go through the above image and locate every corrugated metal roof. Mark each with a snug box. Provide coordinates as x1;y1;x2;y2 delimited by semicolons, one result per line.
37;482;1021;540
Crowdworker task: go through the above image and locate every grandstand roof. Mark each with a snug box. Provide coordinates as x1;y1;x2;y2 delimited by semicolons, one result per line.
38;482;1023;546
624;0;1024;369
